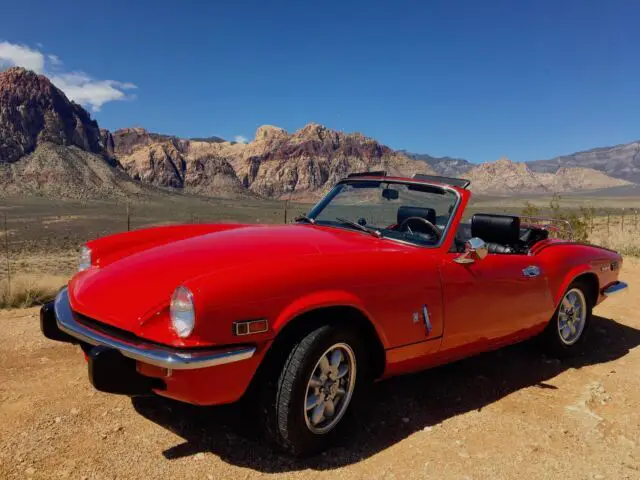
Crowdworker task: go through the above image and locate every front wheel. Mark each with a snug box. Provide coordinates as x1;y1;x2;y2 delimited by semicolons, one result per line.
260;325;366;456
540;279;593;357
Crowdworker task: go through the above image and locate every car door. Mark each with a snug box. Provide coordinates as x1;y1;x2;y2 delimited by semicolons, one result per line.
438;251;555;360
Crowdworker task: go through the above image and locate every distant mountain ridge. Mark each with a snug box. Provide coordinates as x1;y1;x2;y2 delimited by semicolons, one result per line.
526;142;640;183
0;67;636;200
466;158;630;195
398;151;474;178
406;141;640;186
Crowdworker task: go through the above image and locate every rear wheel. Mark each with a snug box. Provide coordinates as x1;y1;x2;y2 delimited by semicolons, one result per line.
260;325;366;456
540;279;593;357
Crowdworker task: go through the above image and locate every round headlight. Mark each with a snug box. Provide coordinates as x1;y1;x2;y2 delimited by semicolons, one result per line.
79;246;92;272
170;286;195;338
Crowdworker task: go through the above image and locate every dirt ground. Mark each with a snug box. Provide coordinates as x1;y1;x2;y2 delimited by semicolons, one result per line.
0;263;638;480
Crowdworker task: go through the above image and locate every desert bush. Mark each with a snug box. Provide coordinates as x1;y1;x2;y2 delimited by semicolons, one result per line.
521;201;541;218
520;196;640;256
521;195;589;241
0;275;66;309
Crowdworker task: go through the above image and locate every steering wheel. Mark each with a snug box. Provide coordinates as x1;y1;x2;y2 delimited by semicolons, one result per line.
398;216;441;241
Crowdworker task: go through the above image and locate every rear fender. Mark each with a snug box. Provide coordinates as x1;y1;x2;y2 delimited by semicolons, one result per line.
553;265;598;308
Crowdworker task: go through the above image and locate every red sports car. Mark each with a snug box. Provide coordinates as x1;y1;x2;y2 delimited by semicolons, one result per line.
41;173;628;455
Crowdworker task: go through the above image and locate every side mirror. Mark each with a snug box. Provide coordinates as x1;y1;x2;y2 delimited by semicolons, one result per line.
454;237;488;264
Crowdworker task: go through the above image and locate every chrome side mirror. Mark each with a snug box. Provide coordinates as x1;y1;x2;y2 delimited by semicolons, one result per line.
454;237;488;264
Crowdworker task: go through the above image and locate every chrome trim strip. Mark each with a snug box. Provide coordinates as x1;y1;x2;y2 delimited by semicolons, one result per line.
54;288;256;370
602;281;628;297
422;304;432;334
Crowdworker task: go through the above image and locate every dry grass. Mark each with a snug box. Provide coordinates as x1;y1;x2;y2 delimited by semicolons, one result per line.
587;216;640;256
0;274;67;309
0;195;638;310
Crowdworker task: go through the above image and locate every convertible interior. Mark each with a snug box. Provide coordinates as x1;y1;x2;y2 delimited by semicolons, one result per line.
452;213;549;254
385;206;549;253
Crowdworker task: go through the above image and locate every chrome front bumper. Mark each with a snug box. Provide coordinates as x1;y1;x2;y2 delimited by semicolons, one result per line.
52;288;256;370
602;281;628;297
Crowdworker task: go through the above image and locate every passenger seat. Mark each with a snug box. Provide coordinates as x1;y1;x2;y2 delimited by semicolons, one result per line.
470;214;521;254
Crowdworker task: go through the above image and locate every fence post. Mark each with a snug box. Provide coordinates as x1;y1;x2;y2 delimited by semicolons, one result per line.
126;204;131;232
3;213;10;298
621;208;625;231
607;212;610;235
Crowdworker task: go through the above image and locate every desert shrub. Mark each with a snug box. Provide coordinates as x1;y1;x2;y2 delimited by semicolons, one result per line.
0;275;65;309
520;195;589;241
546;194;588;241
521;201;541;218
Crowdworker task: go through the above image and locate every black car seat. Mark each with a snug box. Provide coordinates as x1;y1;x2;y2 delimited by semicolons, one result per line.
471;214;521;254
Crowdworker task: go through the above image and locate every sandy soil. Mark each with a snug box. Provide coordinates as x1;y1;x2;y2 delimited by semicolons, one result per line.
0;263;638;480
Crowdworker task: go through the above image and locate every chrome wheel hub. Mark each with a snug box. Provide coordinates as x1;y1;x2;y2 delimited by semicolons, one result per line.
558;288;587;345
304;343;356;435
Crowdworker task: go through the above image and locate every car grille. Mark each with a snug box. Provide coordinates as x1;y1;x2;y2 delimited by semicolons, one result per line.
73;312;161;347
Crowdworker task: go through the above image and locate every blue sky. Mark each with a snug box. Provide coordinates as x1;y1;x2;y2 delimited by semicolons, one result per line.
1;0;639;163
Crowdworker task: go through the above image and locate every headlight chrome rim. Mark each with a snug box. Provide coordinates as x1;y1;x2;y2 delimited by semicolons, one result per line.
79;246;92;272
170;286;196;338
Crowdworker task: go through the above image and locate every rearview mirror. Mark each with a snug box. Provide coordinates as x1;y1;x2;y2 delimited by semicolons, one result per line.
382;188;399;200
454;237;488;264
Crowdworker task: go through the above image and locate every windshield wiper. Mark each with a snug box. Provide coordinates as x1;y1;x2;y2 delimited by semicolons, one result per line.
295;214;316;224
335;217;382;238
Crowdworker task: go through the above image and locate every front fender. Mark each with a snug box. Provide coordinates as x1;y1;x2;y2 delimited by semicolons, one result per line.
273;290;389;347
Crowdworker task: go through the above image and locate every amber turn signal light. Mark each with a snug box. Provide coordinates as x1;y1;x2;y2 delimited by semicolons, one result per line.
233;319;269;336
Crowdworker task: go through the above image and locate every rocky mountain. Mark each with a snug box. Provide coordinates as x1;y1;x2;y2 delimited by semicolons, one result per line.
1;67;636;200
112;123;433;200
399;151;474;177
527;142;640;183
0;68;160;199
466;158;631;195
0;68;105;164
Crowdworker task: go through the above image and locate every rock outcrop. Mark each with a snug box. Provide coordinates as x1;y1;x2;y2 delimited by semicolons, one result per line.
113;122;432;199
0;67;105;164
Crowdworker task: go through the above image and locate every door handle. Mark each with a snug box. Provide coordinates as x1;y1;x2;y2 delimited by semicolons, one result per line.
522;265;541;278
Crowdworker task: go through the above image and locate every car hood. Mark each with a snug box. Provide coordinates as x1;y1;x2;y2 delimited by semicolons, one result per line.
69;224;388;331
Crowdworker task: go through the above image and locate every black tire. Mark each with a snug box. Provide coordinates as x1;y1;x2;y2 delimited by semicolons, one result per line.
540;278;594;358
259;324;367;456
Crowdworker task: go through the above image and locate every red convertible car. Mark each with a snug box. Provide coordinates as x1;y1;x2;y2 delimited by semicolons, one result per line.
41;172;628;455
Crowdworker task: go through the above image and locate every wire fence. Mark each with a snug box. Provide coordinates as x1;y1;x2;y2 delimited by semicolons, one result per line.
1;201;639;306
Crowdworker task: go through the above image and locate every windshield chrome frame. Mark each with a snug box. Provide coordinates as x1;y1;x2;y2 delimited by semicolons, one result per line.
307;177;462;249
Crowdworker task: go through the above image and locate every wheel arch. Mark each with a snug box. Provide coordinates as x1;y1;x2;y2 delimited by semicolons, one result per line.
253;304;387;389
556;270;599;308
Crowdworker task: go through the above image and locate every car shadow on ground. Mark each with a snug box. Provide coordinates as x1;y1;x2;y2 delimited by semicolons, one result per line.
131;315;640;472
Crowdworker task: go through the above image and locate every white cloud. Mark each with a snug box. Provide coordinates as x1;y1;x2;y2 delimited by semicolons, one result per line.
47;54;62;66
0;42;45;73
0;41;136;112
234;135;249;144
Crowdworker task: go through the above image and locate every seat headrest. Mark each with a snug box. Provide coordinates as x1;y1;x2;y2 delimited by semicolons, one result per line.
397;206;437;226
471;214;520;244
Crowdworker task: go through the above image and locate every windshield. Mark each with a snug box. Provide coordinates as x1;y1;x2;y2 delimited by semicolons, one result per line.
306;180;459;247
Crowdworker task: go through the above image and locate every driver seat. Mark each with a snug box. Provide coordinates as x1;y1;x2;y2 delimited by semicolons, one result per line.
397;206;437;226
471;214;520;254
